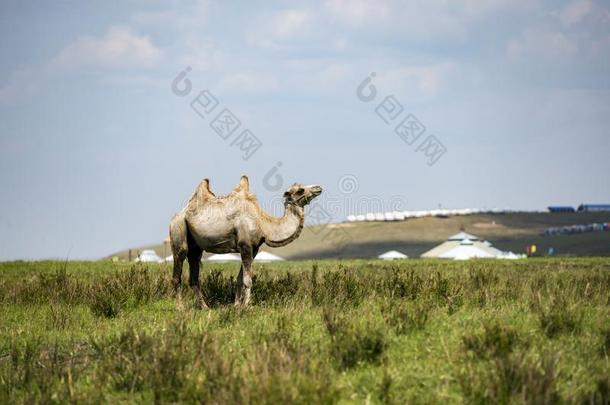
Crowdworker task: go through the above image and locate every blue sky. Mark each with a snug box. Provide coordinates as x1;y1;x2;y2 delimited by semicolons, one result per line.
1;0;609;259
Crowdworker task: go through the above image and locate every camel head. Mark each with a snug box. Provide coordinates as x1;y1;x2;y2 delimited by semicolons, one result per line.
283;183;322;207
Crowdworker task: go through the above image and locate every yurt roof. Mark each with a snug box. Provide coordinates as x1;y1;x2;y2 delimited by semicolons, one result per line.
206;253;241;262
448;231;479;241
378;250;408;260
254;251;285;261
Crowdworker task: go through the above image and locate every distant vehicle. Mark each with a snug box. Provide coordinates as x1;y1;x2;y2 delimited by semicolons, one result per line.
577;204;610;212
548;206;575;213
136;249;163;263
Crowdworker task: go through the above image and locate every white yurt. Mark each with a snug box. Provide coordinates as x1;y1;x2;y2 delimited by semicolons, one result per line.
421;232;519;260
206;253;241;262
254;251;285;262
438;238;496;260
136;249;163;263
378;250;408;260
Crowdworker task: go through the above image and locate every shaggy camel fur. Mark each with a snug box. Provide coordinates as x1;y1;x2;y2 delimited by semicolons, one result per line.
169;175;322;308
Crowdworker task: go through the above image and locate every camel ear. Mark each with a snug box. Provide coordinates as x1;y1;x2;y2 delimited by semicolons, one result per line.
283;191;290;198
239;175;249;191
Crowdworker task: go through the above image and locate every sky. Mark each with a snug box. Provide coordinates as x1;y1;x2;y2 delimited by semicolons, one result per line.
0;0;609;260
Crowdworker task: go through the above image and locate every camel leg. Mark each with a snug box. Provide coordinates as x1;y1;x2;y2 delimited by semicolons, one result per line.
235;264;245;306
187;246;208;309
235;244;255;306
172;250;186;294
169;211;188;294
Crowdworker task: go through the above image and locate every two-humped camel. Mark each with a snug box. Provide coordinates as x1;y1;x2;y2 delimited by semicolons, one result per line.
169;175;322;308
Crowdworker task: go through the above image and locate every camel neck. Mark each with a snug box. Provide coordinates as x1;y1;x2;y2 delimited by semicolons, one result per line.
263;203;304;247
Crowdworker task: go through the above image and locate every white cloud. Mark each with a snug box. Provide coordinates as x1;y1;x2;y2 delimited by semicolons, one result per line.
132;0;210;33
272;10;313;38
591;34;610;61
323;0;390;26
217;71;280;94
1;25;164;105
179;39;224;71
555;0;593;25
246;9;315;50
507;29;578;61
0;67;39;105
323;0;536;39
377;63;457;98
53;26;162;70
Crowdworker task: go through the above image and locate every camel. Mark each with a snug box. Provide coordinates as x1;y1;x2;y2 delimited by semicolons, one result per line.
169;175;322;308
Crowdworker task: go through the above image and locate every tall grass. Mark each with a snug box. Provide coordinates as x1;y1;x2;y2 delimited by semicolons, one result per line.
0;258;609;403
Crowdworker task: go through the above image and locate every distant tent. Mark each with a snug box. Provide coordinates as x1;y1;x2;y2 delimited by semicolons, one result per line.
165;255;173;262
497;251;524;260
479;240;506;257
254;251;285;262
438;238;496;260
378;250;408;260
421;232;521;260
206;253;241;262
420;240;462;258
136;249;163;263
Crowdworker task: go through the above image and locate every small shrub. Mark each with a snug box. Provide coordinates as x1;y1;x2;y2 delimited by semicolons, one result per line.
47;304;71;329
92;328;156;392
267;315;300;354
313;266;367;307
378;370;395;404
216;305;246;325
462;321;522;359
468;267;499;290
538;305;581;338
323;307;387;369
0;339;85;403
240;342;338;403
201;269;235;307
310;264;321;305
428;271;451;303
253;271;300;306
385;269;422;300
459;352;560;404
600;328;610;357
381;300;430;335
89;281;125;318
581;377;609;405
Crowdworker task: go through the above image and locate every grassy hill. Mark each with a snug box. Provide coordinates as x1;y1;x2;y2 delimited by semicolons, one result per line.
106;212;610;260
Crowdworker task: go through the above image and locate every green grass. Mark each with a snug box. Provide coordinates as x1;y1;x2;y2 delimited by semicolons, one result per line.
0;258;609;403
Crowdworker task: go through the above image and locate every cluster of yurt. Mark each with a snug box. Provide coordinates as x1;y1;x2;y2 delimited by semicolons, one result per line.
420;232;524;260
205;251;285;262
544;222;608;236
346;208;542;223
162;251;285;263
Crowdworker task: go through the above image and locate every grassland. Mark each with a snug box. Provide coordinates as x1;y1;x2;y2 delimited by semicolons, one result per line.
1;259;609;403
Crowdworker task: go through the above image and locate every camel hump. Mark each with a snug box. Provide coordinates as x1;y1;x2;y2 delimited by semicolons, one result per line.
187;178;216;212
197;178;216;199
186;178;216;215
234;175;250;193
232;175;257;201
